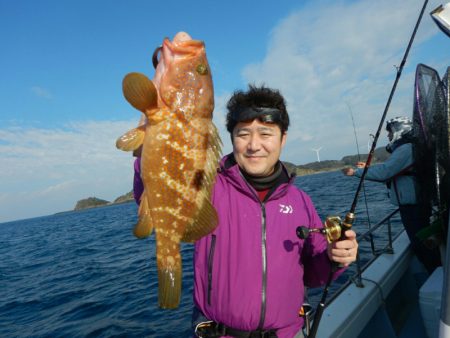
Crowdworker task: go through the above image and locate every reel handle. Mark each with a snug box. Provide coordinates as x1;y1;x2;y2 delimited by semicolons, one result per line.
296;212;355;243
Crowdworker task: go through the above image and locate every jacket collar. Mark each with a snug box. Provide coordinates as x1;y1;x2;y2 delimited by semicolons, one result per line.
219;153;295;201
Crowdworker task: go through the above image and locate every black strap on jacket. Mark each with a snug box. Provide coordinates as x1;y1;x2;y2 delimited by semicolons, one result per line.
195;321;278;338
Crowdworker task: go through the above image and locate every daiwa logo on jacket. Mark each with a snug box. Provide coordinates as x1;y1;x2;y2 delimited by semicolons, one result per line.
279;204;293;214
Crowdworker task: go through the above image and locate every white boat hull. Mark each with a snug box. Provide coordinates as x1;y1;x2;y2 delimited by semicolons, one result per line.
315;231;430;338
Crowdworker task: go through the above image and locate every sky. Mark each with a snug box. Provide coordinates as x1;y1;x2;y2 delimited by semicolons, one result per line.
0;0;449;223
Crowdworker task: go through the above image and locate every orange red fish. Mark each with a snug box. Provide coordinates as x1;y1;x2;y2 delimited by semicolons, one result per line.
116;32;222;308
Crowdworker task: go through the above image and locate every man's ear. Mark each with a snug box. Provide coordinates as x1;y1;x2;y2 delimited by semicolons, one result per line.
281;132;287;147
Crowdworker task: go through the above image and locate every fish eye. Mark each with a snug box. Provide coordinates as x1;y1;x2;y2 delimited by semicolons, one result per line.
196;64;208;75
152;46;162;69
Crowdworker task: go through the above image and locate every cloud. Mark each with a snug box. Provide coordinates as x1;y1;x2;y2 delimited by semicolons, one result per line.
0;120;138;223
241;0;443;164
1;0;447;223
31;86;53;99
212;93;233;156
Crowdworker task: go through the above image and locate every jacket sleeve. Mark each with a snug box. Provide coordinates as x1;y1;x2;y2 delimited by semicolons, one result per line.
133;157;144;205
354;144;413;182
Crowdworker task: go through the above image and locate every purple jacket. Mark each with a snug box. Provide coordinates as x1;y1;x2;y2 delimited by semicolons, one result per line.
133;157;143;204
193;156;342;338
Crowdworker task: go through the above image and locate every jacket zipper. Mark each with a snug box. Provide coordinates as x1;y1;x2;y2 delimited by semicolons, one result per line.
257;203;268;329
238;170;288;329
207;234;216;305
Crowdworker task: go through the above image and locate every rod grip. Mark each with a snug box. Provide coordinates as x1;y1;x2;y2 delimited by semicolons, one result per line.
340;212;355;240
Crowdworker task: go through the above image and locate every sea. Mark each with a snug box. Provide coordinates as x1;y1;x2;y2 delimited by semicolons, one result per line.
0;170;403;338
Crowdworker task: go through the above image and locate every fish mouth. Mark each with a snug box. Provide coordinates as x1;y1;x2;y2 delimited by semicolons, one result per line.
162;35;205;62
152;32;203;69
153;32;208;107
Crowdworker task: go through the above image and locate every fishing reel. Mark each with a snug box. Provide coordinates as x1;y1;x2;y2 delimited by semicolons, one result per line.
296;212;355;243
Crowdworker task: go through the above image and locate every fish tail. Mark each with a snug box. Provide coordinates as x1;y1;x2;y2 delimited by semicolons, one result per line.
156;237;182;309
158;263;182;309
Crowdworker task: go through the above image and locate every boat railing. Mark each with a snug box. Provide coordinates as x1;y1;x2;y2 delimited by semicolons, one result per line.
326;207;402;304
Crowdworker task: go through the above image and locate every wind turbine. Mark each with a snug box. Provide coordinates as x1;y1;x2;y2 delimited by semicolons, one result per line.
311;147;323;162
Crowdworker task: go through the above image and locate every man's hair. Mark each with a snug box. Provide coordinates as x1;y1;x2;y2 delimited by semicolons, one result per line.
225;85;290;134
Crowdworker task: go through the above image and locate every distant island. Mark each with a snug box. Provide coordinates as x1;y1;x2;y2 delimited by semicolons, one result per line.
74;191;135;211
73;147;389;211
284;146;389;176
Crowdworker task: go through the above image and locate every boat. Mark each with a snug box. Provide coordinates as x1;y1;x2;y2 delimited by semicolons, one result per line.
306;9;450;337
313;212;445;338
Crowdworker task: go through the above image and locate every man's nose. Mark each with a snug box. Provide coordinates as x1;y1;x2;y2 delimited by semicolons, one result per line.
248;134;261;151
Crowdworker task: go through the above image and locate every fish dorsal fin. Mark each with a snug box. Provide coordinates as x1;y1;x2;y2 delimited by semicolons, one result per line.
116;125;146;151
182;123;222;243
181;197;218;243
202;123;223;198
133;193;154;238
123;72;158;115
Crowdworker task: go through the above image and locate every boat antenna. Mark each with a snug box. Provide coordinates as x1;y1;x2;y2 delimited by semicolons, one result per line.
307;1;430;337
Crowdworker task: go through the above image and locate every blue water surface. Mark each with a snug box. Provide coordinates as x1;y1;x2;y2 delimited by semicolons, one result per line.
0;171;402;338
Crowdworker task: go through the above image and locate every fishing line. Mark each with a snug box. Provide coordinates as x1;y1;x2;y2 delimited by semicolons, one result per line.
346;102;371;288
346;102;375;254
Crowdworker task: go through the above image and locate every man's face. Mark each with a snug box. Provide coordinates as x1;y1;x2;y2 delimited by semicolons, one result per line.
232;119;287;177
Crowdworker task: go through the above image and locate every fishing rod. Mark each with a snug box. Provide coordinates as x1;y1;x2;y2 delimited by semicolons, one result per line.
348;0;429;215
298;1;430;337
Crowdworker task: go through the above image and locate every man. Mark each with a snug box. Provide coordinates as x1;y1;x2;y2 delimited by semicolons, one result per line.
191;85;358;338
342;116;440;274
133;85;357;337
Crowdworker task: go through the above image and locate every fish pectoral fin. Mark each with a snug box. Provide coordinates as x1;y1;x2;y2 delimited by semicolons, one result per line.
181;198;218;243
122;72;158;115
116;125;146;151
133;193;154;238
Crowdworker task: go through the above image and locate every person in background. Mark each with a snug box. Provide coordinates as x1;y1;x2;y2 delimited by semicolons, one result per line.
342;116;441;274
134;85;358;338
